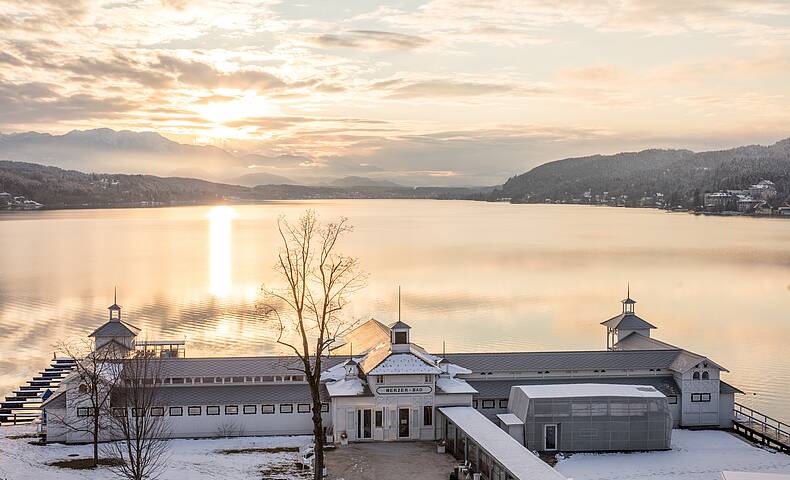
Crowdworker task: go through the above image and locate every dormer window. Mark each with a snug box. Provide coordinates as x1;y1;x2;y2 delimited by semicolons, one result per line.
394;331;408;344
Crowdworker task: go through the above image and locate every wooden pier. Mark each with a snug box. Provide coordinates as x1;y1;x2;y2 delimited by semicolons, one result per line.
733;402;790;454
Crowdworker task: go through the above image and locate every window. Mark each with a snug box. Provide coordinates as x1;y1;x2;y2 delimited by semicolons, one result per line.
691;393;711;403
692;372;700;380
150;407;164;417
207;406;220;415
224;377;232;383
423;406;433;426
667;395;678;404
171;377;184;384
112;407;126;417
321;403;330;413
243;405;257;415
499;399;508;409
262;376;274;382
225;405;238;415
472;400;478;409
292;375;304;382
280;404;293;414
78;384;88;394
132;408;145;417
76;407;91;417
169;407;183;416
424;375;431;383
701;371;710;380
297;404;311;413
202;377;215;384
394;331;408;344
261;404;275;414
375;410;383;428
188;406;202;416
481;400;495;409
232;376;244;383
376;376;384;384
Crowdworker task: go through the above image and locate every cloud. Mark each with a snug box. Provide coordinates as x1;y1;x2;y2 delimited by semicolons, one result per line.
62;54;174;88
369;76;553;99
0;79;137;125
0;51;24;66
307;30;431;51
156;55;288;92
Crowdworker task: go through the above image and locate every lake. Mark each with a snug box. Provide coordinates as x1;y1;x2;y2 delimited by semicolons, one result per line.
1;201;789;420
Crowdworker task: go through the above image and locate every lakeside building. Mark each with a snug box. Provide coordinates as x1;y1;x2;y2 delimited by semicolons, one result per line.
42;294;740;453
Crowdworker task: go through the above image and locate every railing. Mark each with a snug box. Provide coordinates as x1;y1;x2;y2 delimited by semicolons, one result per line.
733;402;790;449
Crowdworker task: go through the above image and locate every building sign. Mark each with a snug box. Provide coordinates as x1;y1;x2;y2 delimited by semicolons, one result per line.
376;386;433;395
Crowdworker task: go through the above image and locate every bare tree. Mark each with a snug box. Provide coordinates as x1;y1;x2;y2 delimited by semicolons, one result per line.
103;351;170;480
258;210;366;480
53;338;124;467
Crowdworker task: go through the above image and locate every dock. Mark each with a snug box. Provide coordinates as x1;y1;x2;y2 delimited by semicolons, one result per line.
0;357;76;425
733;402;790;453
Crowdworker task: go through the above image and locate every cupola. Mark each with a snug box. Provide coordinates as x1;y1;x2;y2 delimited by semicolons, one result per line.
390;320;411;353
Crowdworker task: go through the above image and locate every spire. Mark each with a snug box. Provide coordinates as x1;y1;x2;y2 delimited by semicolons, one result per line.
109;287;121;321
621;283;636;314
398;285;401;322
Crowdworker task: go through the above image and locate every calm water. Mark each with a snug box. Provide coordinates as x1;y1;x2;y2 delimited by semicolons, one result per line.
1;201;789;419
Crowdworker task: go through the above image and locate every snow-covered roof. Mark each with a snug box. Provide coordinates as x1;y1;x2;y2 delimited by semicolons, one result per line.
440;407;566;480
512;383;665;399
325;377;366;397
367;353;441;375
89;319;140;338
496;413;523;426
436;376;477;395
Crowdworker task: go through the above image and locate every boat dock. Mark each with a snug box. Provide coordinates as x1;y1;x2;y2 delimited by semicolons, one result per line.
733;402;790;453
0;357;76;425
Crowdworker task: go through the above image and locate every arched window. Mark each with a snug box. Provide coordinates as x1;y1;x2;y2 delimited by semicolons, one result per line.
78;383;88;393
692;372;700;380
701;371;710;380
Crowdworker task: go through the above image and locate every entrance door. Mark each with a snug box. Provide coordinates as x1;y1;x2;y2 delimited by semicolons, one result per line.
398;408;410;438
357;409;372;440
544;424;558;451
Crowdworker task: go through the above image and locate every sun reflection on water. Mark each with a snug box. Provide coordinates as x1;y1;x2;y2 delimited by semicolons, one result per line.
208;206;238;297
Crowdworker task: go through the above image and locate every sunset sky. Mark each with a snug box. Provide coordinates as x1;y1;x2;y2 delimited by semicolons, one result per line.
2;0;790;185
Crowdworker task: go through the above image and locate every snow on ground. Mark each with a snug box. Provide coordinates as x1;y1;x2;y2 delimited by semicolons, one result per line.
0;425;311;480
556;429;790;480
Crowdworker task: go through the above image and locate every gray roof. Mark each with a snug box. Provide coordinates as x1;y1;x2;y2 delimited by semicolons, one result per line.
600;313;657;330
720;380;744;395
442;349;683;373
467;377;681;399
389;320;411;330
114;384;324;407
89;320;140;338
158;355;347;378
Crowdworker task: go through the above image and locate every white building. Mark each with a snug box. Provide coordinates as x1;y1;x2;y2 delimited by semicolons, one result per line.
41;294;741;446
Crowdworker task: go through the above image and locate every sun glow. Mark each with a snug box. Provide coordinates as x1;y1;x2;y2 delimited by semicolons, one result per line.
208;206;238;297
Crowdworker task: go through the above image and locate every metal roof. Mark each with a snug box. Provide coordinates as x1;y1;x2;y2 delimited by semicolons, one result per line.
157;355;347;378
389;320;411;330
113;383;324;406
88;320;140;338
442;349;683;373
467;376;681;399
600;313;657;330
720;380;744;395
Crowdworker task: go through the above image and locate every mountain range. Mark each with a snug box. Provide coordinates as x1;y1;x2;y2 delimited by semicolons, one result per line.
498;138;790;206
0;129;408;188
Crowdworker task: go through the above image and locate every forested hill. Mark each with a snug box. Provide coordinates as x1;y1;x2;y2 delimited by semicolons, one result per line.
498;138;790;206
0;161;484;209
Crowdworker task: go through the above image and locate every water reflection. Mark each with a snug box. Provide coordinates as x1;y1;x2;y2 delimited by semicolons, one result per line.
208;206;237;297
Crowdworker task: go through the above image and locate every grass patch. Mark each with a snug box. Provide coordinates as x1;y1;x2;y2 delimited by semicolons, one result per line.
259;462;311;479
217;446;299;455
48;457;125;470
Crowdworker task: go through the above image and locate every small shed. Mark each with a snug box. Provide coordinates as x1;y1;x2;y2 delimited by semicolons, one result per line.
508;383;672;452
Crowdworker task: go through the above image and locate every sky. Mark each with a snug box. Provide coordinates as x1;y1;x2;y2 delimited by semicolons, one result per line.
2;0;790;185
